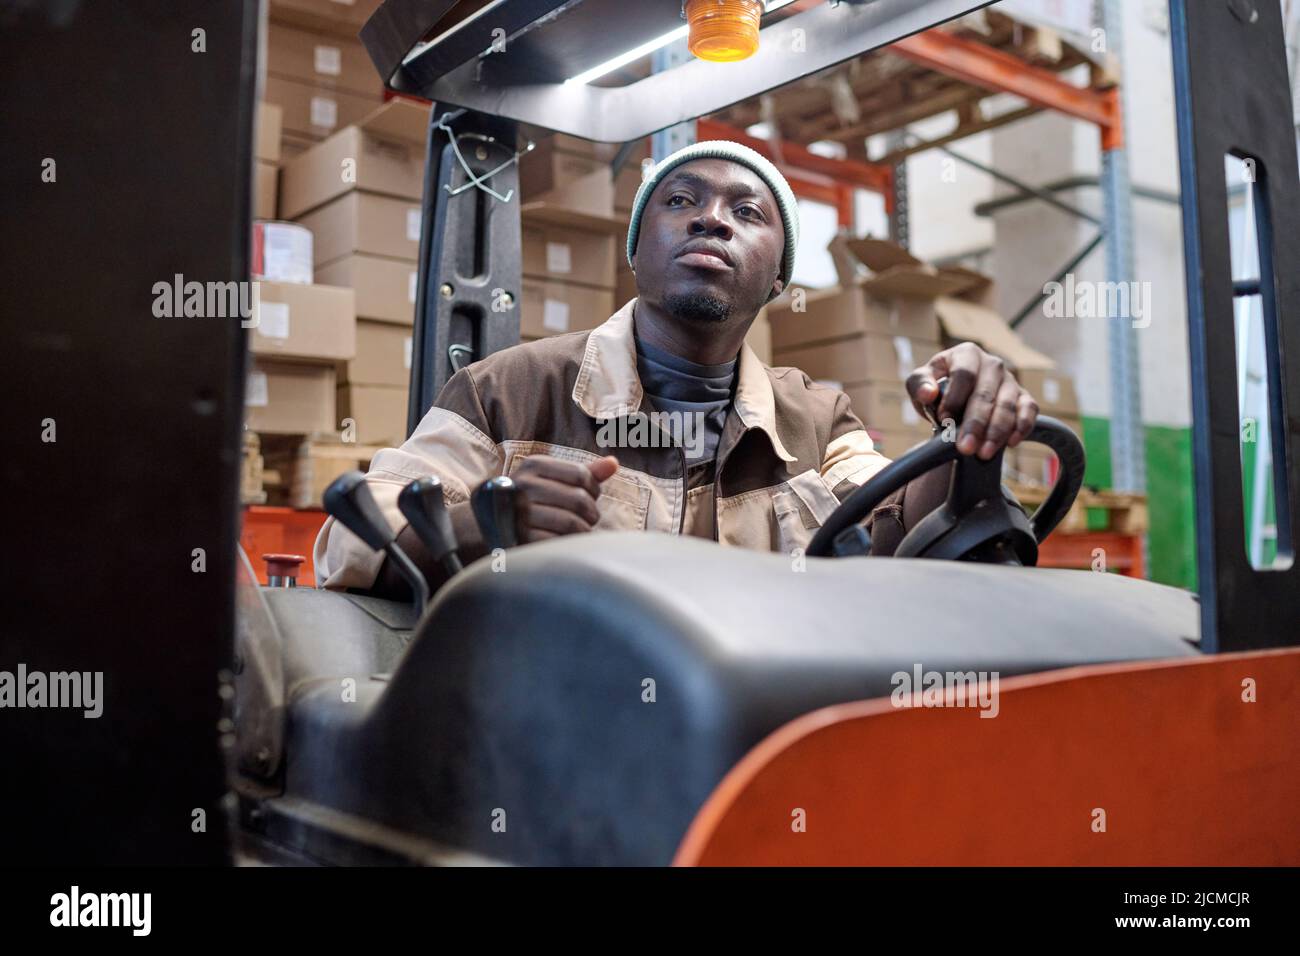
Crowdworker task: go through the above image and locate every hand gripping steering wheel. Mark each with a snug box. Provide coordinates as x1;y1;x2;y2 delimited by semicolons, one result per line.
806;415;1086;563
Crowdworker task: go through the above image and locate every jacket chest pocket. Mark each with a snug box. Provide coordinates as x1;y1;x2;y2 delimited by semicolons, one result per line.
596;474;650;531
772;490;816;554
773;469;841;554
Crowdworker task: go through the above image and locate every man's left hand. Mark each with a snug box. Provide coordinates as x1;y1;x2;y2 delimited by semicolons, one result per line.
905;342;1039;461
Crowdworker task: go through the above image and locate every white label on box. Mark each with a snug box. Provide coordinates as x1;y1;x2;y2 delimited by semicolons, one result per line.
545;241;572;275
314;45;342;76
260;302;291;340
310;96;338;130
815;379;843;391
408;271;418;304
260;222;313;285
246;370;269;408
406;208;422;242
542;298;569;332
403;337;413;370
1043;377;1061;404
892;336;915;380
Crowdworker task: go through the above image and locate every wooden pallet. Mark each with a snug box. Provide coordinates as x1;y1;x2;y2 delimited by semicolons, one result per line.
1006;481;1148;536
257;431;387;510
241;430;267;506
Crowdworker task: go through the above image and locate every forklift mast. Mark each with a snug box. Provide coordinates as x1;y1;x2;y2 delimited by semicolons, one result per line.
1170;0;1300;652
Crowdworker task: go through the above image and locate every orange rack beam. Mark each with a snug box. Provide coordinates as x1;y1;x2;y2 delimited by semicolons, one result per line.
890;28;1123;150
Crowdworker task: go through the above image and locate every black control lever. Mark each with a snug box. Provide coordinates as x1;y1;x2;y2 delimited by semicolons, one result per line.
920;376;952;433
398;477;463;577
323;470;430;615
471;476;520;552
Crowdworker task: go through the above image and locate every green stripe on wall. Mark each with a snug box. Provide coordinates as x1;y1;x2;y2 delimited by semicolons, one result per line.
1081;416;1198;590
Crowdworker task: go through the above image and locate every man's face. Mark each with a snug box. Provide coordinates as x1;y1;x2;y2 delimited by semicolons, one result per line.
631;158;785;324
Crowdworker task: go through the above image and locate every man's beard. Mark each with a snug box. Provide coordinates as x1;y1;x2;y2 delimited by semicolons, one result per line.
662;289;732;324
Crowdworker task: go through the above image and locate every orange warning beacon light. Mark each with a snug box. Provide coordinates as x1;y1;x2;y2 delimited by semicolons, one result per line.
685;0;764;63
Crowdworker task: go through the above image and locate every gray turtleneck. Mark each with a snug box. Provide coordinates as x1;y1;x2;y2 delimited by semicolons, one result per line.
634;336;738;467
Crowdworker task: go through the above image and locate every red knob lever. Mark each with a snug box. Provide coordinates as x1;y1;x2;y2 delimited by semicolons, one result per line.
263;553;306;587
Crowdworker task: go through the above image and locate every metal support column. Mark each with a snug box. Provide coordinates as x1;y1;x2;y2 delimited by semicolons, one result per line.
887;131;910;249
1170;0;1300;652
1100;0;1145;495
408;108;523;435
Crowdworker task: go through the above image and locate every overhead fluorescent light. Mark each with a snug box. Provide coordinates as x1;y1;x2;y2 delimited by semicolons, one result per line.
402;0;510;66
564;24;690;86
564;0;801;86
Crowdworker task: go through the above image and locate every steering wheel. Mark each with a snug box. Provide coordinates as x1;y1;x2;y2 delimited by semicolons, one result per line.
806;415;1086;563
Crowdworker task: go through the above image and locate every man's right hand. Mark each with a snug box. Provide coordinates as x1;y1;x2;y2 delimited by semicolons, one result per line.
511;454;620;542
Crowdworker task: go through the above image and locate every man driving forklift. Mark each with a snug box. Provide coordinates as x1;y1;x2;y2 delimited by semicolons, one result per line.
315;140;1041;596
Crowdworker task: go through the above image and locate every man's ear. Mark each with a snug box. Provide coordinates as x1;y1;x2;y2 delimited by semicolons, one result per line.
770;276;785;299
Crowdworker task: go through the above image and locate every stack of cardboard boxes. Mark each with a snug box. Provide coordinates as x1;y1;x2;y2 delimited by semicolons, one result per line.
245;271;357;439
767;233;1077;476
255;103;282;219
279;99;430;446
517;135;627;341
613;141;651;315
1010;368;1082;484
249;57;365;447
262;0;385;159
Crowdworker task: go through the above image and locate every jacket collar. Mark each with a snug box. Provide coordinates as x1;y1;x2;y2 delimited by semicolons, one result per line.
572;297;797;463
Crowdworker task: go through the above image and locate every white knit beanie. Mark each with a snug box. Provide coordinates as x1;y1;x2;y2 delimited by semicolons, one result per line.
625;140;799;298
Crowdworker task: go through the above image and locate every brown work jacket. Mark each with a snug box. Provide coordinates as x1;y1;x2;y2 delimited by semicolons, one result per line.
315;297;941;590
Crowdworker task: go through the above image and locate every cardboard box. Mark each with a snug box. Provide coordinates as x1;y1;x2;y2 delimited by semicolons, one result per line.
548;133;624;163
297;191;423;265
773;334;941;387
316;254;419;324
613;142;651;213
615;161;648;214
336;383;409;445
1009;415;1083;485
934;297;1054;371
254;161;279;219
268;0;382;37
256;102;283;163
867;428;934;459
241;430;266;504
519;139;614;219
828;233;986;299
842;383;933;438
249;281;356;362
615;266;637;311
1016;367;1080;416
521;279;614;338
341;319;411;387
767;285;941;351
252;221;313;284
746;309;772;366
280;98;429;219
281;132;318;161
1011;444;1059;486
263;75;382;142
288;436;388;510
267;21;380;96
522;224;616;288
245;360;337;434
